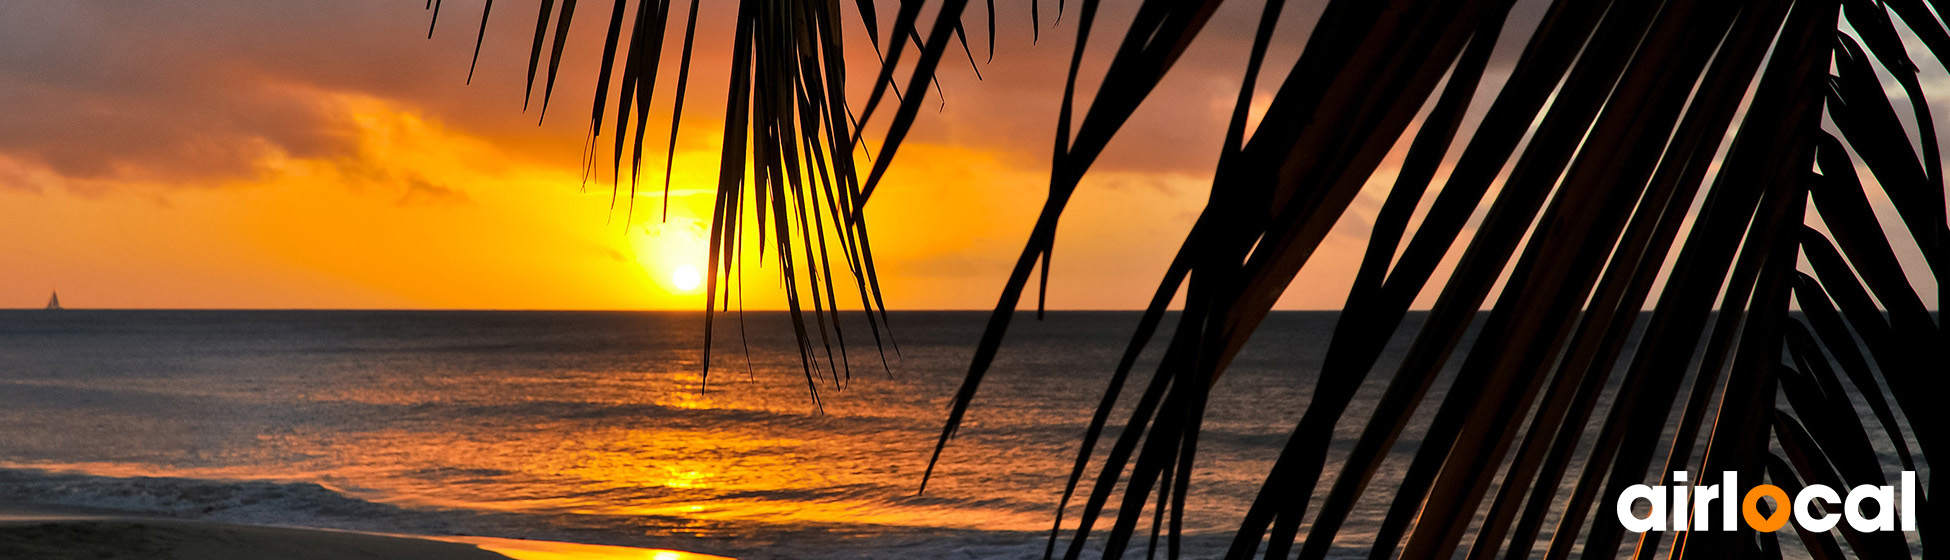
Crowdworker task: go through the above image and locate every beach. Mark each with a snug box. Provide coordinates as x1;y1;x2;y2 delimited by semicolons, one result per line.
0;503;725;560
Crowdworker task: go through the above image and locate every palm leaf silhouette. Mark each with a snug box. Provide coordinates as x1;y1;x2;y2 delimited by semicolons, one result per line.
438;0;972;401
434;0;1941;557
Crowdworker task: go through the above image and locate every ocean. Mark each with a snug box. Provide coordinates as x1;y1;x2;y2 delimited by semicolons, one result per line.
0;309;1609;559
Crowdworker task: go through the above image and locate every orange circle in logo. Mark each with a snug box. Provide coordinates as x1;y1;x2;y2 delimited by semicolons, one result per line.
1742;485;1790;532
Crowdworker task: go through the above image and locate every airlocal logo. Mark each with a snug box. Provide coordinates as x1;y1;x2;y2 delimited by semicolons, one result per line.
1617;471;1918;532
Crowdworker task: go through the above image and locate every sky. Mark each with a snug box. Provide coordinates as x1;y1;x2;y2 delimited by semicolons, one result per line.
0;1;1385;310
0;2;1935;311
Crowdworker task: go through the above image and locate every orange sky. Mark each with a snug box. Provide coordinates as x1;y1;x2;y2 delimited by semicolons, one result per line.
0;1;1409;310
5;2;1932;311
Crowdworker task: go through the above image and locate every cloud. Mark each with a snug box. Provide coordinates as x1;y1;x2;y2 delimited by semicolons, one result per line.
395;176;472;207
892;0;1548;182
1;4;346;191
0;0;1552;194
0;0;585;196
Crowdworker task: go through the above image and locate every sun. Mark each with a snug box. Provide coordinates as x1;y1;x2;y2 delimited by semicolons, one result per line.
627;218;710;299
671;264;702;293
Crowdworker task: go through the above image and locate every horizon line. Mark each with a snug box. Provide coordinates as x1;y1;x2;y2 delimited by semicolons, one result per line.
7;307;1938;313
4;307;1351;312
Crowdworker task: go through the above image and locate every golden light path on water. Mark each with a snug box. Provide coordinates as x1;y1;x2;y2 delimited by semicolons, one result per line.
3;311;1385;556
261;361;1065;535
80;354;1065;540
440;536;731;560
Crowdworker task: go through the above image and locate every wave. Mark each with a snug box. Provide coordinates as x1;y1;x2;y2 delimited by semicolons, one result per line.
0;467;1212;559
0;467;467;535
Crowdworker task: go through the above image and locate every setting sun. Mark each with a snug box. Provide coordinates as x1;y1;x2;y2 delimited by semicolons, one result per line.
671;265;702;293
2;2;1941;560
626;216;711;302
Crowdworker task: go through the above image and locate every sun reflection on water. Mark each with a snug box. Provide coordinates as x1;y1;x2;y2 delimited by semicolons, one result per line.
276;411;1055;537
441;536;731;560
1;311;1364;555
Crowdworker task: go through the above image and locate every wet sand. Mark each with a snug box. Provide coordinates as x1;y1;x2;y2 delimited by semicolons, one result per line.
0;505;728;560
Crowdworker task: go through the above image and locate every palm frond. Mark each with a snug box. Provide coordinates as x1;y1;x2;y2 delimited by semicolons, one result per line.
902;0;1940;558
433;0;1943;557
432;0;1009;396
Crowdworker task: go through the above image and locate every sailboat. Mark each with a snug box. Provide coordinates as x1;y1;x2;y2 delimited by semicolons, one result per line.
45;291;62;310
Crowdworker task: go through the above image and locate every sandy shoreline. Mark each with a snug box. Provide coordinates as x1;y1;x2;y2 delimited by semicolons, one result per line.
0;504;728;560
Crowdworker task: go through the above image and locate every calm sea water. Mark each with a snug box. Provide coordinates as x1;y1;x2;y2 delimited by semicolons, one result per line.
0;310;1551;559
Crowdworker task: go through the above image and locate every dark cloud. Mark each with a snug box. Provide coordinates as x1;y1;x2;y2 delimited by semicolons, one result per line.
395;176;471;206
0;0;1549;197
899;0;1547;180
0;1;588;194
